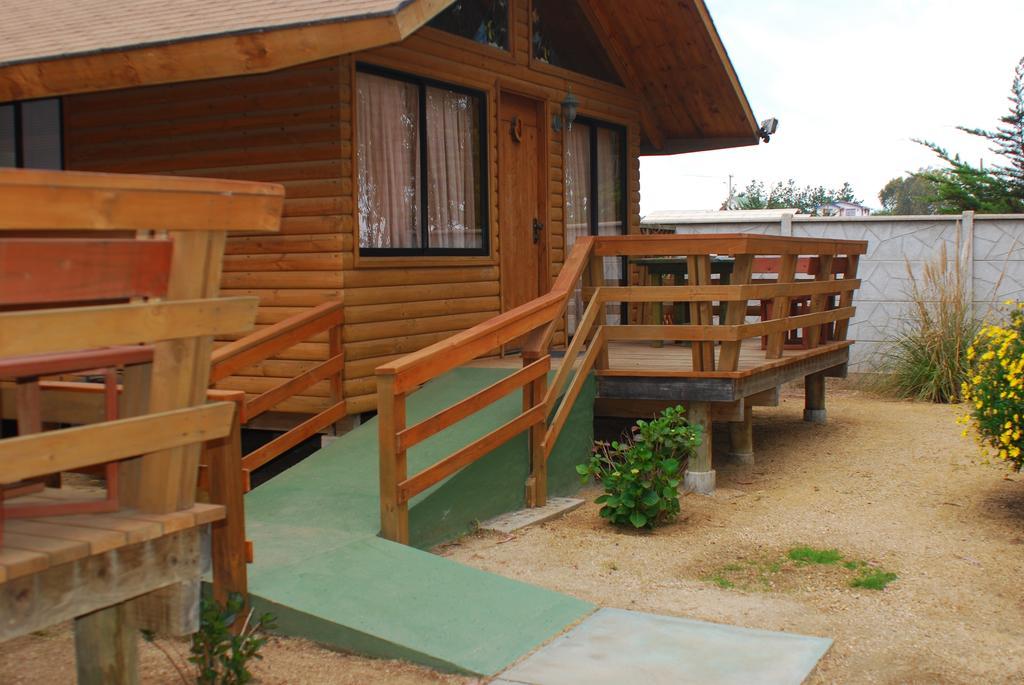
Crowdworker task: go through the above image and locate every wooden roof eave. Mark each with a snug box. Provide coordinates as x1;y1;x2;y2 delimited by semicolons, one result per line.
0;0;453;102
641;135;760;156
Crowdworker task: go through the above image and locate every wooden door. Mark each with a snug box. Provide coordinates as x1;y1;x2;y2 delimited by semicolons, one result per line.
499;92;546;320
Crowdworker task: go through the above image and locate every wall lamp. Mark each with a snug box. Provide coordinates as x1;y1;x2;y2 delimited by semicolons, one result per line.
758;117;779;143
552;88;579;133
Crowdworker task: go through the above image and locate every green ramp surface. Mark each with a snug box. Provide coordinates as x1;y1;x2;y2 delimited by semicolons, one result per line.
244;367;595;675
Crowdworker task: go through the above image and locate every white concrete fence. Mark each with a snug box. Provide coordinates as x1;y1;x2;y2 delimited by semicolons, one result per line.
640;211;1024;370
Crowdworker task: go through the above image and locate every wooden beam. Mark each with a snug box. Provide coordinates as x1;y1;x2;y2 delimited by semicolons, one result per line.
0;169;283;232
0;297;258;358
0;526;208;642
0;402;235;484
75;602;139;685
398;404;547;503
397;356;550;451
0;0;454;101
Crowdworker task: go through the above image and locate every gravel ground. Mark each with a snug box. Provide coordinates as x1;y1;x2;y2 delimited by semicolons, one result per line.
439;383;1024;684
4;383;1022;683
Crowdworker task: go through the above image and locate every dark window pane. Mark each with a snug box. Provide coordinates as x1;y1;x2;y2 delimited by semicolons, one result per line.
428;0;509;50
425;86;483;249
20;99;62;169
356;72;422;249
0;105;15;167
532;0;621;84
596;126;623;235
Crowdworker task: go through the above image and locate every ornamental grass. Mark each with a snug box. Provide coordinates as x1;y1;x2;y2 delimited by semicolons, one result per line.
960;301;1024;470
878;242;980;403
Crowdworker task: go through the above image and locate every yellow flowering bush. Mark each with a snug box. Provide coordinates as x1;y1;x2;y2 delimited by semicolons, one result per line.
961;301;1024;470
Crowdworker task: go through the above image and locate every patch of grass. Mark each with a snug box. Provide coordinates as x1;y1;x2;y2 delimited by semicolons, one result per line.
702;547;898;593
787;546;843;565
851;569;898;590
707;574;735;589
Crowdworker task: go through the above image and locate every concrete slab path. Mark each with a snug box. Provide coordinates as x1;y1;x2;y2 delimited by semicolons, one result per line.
497;608;832;685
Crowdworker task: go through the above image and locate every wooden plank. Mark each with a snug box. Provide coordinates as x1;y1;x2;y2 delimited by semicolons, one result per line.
0;546;49;579
0;297;258;358
378;376;407;544
0;526;207;640
833;255;860;341
378;293;563;395
202;410;248;609
241;400;347;471
766;253;798;359
718;254;753;372
543;328;607;458
3;519;126;556
805;255;835;348
209;300;343;382
592;233;868;258
75;602;139;685
398;403;547;503
0;239;173;306
0;531;91;566
245;352;345;419
0;168;284;232
397;356;550;452
0;402;235;484
598;278;860;303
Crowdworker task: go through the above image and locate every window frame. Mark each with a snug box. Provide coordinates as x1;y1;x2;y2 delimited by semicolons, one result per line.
0;97;64;169
565;115;629;332
355;63;490;258
423;0;514;55
574;115;628;241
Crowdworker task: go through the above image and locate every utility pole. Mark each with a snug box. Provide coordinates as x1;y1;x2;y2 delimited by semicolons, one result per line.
727;174;735;208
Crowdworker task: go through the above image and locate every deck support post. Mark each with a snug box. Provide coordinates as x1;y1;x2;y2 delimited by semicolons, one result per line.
378;375;408;544
524;352;548;508
684;401;714;494
804;372;827;424
728;405;754;465
74;602;139;685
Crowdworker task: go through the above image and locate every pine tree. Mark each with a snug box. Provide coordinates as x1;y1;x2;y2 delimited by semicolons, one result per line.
916;56;1024;213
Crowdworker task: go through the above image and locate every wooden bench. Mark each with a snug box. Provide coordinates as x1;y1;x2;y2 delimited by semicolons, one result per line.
0;168;283;684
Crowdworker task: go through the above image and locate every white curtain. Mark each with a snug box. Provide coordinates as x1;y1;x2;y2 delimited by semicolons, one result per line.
564;123;591;333
426;87;481;248
356;72;421;249
596;127;623;325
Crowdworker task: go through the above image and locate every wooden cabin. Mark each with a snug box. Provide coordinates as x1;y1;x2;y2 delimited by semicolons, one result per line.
0;0;762;426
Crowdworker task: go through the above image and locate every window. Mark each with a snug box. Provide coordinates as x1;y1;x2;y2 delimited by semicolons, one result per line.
0;98;63;169
564;119;626;332
428;0;509;50
356;66;488;256
531;0;621;85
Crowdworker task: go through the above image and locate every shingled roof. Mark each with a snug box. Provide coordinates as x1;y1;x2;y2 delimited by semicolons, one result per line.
0;0;418;67
0;0;760;154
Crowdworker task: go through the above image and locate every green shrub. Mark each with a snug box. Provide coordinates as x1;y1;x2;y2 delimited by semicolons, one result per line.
787;546;842;564
577;405;702;529
143;593;275;685
961;300;1024;470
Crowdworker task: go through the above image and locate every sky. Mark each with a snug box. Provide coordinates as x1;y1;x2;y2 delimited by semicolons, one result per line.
638;0;1024;215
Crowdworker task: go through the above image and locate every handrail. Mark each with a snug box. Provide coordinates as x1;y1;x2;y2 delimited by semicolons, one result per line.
210;300;343;382
375;233;868;544
209;299;346;472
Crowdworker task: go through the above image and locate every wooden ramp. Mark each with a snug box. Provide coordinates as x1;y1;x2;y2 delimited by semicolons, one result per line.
242;366;596;675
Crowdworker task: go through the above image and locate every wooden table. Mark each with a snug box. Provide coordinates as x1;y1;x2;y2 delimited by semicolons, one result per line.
633;256;735;347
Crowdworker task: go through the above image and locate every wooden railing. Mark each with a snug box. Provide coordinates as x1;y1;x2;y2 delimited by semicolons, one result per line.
210;300;345;473
376;234;867;544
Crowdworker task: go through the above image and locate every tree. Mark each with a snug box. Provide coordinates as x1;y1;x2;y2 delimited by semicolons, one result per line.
877;173;941;215
916;56;1024;213
723;178;860;214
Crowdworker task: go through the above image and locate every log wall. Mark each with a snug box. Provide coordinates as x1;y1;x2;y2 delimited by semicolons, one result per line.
62;1;644;416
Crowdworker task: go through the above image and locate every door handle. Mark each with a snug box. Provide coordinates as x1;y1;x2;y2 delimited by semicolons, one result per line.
533;218;543;244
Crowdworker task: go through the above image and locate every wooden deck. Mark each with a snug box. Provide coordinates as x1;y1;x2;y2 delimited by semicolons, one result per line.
0;489;223;583
471;338;850;404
